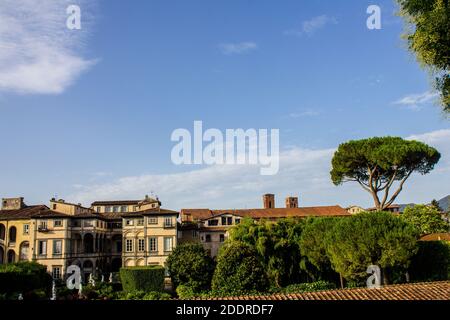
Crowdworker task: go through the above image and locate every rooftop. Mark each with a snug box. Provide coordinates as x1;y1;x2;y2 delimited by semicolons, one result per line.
197;281;450;300
182;206;350;221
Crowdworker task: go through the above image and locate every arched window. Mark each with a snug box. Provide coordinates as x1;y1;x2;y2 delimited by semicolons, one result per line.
9;226;16;243
19;241;29;261
7;250;15;263
0;246;4;264
0;224;5;240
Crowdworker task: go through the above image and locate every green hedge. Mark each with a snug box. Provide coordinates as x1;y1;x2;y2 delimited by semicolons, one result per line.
119;266;165;293
409;241;450;281
0;262;52;296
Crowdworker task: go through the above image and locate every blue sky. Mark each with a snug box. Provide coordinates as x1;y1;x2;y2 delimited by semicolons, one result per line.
0;0;449;210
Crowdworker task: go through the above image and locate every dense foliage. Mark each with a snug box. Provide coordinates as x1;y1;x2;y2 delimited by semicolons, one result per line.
397;0;450;112
299;217;339;281
326;211;419;283
330;137;440;210
409;241;450;281
401;204;449;235
166;243;215;291
0;262;52;297
211;242;269;295
119;266;165;293
229;218;304;287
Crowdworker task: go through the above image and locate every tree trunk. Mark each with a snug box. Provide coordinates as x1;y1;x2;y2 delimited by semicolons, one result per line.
339;273;344;289
382;268;389;285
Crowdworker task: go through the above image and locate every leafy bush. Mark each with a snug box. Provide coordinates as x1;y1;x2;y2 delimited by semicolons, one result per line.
409;241;450;281
281;281;336;294
0;262;52;297
211;242;269;295
176;284;197;299
166;243;215;291
119;266;165;293
401;205;449;235
229;218;305;287
119;290;171;300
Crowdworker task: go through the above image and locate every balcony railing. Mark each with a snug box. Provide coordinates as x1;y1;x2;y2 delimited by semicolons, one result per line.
38;226;49;233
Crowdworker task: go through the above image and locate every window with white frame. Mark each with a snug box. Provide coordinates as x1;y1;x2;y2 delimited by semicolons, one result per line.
52;266;61;279
138;238;145;252
121;206;128;212
54;220;63;227
105;206;112;213
149;237;157;252
40;220;48;228
113;206;119;213
163;237;173;252
148;217;158;224
125;219;133;226
53;240;62;255
164;217;172;227
38;240;47;255
125;239;133;252
137;219;144;226
23;224;29;235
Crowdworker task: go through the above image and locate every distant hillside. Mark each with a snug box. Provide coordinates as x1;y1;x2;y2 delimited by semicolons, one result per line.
438;195;450;212
397;195;450;212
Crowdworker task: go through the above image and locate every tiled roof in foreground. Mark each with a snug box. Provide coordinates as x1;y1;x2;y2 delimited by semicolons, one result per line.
197;281;449;300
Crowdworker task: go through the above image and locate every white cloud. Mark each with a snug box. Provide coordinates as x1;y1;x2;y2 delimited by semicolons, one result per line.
284;15;338;37
218;42;258;55
0;0;97;95
393;91;439;111
68;129;450;211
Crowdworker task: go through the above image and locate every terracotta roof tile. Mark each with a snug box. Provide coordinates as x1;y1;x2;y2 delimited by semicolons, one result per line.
420;233;450;241
0;205;50;220
181;206;350;221
196;281;450;300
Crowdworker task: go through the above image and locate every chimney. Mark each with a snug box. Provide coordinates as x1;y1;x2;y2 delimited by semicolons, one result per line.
285;196;298;208
2;197;25;210
263;194;275;209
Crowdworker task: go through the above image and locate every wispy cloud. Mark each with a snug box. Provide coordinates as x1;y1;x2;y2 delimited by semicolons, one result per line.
68;129;450;211
284;15;338;37
218;42;258;55
393;91;439;111
0;0;97;95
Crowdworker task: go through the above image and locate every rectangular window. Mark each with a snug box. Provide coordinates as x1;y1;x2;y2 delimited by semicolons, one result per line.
96;206;101;213
164;217;172;227
164;237;173;252
54;220;62;227
125;239;133;252
138;239;145;252
105;206;111;213
125;219;133;226
38;240;47;255
220;234;225;242
221;217;227;225
52;267;61;280
137;219;144;226
53;240;62;255
227;217;232;225
205;234;211;243
40;220;48;228
113;206;119;213
235;219;241;225
121;206;128;212
149;237;157;252
208;219;218;226
148;217;158;224
23;224;29;235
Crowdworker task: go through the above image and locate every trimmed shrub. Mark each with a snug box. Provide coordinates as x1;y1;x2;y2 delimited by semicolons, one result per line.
176;284;197;299
166;243;215;292
409;241;450;281
0;261;52;296
119;266;165;293
281;281;336;294
119;290;171;300
211;242;269;295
